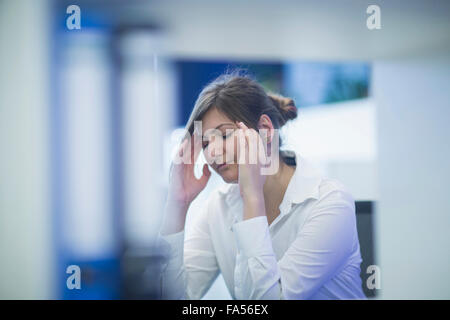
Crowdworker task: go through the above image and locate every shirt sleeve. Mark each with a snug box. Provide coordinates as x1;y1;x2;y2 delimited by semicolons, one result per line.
158;198;220;300
231;189;357;300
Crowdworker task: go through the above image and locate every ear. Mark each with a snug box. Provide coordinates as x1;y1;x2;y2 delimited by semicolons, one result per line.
257;114;275;144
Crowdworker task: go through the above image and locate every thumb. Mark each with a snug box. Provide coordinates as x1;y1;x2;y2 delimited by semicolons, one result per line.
199;163;211;185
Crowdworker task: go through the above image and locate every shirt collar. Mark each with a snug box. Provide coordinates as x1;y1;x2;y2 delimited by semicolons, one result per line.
219;150;323;227
277;150;322;216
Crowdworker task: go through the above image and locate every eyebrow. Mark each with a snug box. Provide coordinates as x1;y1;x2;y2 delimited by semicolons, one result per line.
202;122;236;138
215;122;235;130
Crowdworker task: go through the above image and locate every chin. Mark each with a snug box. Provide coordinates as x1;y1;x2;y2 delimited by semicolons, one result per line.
217;166;239;183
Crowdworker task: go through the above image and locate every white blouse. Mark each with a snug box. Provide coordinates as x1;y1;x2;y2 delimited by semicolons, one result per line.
158;150;366;300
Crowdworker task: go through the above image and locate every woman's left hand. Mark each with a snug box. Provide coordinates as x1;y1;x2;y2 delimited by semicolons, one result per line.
236;121;268;204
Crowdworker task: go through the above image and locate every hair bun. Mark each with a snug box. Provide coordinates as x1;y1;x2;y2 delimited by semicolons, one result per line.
268;93;298;126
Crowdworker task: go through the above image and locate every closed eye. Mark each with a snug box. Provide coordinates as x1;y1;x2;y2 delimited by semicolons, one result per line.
202;133;231;150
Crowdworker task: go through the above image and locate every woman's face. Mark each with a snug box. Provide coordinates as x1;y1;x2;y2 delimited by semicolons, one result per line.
200;107;241;183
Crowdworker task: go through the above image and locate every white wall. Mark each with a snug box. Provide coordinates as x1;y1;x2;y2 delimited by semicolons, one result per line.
120;32;176;247
0;0;53;299
282;98;378;201
373;51;450;299
136;0;450;61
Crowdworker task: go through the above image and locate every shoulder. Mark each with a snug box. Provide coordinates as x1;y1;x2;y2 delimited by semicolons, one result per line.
318;178;355;204
312;177;356;218
292;153;355;211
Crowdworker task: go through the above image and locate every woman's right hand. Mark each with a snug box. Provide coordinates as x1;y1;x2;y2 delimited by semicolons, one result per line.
161;132;211;235
167;131;211;209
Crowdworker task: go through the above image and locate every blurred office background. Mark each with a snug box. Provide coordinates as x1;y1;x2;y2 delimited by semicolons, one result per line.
0;0;449;299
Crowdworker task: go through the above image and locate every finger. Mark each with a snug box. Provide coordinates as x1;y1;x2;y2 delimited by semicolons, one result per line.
237;122;251;164
198;163;211;186
191;127;203;163
256;131;267;165
182;135;195;165
249;129;262;165
237;122;250;141
244;127;263;166
236;123;247;165
242;134;250;165
178;138;188;158
244;128;250;164
190;134;198;165
236;121;249;132
202;163;211;177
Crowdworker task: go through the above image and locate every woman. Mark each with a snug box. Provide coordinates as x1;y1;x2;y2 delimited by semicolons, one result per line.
158;72;366;300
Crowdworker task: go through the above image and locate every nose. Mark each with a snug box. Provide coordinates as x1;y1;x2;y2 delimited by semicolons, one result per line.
211;148;224;162
206;143;225;166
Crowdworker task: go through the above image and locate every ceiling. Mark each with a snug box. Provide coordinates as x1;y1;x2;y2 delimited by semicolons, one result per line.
66;0;450;61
